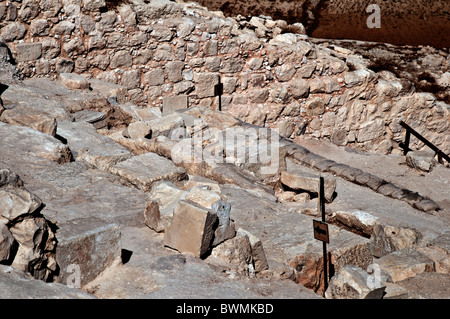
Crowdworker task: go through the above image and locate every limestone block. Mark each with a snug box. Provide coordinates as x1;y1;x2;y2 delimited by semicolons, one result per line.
110;50;132;69
15;43;42;62
1;22;26;42
148;112;185;138
59;73;90;90
357;119;385;142
0;122;72;164
374;248;435;282
185;186;223;210
370;224;421;258
194;73;219;98
305;97;325;116
289;78;309;98
145;180;185;232
163;200;218;258
405;151;436;172
208;232;253;275
280;170;336;202
165;61;185;83
332;210;379;237
55;218;121;287
1;108;57;136
9;216;55;278
325;265;386;299
162;95;188;115
236;228;269;272
0;187;43;221
73;110;107;129
126;121;152;139
56;120;130;169
108;152;188;192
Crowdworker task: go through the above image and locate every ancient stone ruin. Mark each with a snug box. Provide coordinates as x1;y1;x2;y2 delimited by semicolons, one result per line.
0;0;449;299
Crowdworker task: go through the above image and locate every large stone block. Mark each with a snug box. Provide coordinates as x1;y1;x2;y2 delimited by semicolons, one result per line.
370;224;421;258
108;152;188;192
162;95;188;115
0;187;43;221
405;151;436;172
145;180;185;233
56;120;131;170
194;73;219;98
0;122;72;164
325;265;386;299
59;73;90;90
163;200;218;258
236;228;269;273
55;218;121;287
1;107;57;136
373;248;435;282
280;170;336;202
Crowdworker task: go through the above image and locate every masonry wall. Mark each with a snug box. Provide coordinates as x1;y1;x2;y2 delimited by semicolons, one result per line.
1;0;448;155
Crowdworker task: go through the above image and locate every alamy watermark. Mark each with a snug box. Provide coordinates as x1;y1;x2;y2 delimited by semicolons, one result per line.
366;263;384;289
366;4;381;29
66;263;81;289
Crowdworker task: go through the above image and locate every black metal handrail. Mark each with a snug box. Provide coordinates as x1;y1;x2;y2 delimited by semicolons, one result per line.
399;120;450;164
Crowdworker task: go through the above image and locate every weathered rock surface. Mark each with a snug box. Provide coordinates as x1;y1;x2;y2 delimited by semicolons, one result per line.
324;265;386;299
0;122;72;164
108;152;188;192
56;120;131;170
281;170;336;203
406;151;436;172
0;265;96;299
163;200;218;258
0;0;448;300
54;218;121;287
374;248;435;283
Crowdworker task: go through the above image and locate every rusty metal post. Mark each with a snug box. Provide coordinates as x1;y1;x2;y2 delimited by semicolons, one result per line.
318;176;328;293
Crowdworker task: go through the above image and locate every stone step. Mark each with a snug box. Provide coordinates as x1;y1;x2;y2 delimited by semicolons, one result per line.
56;120;131;170
107;152;188;192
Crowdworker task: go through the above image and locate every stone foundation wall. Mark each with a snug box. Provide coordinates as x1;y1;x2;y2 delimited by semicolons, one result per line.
1;0;448;155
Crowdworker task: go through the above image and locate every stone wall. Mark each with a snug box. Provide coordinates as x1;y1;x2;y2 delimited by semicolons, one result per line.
1;0;449;155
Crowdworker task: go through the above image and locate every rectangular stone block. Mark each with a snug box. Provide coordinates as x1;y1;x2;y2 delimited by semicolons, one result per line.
163;200;218;258
15;43;42;62
162;95;188;115
373;248;435;282
56;120;131;170
108;152;188;192
0;122;72;164
281;170;336;202
55;218;121;287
